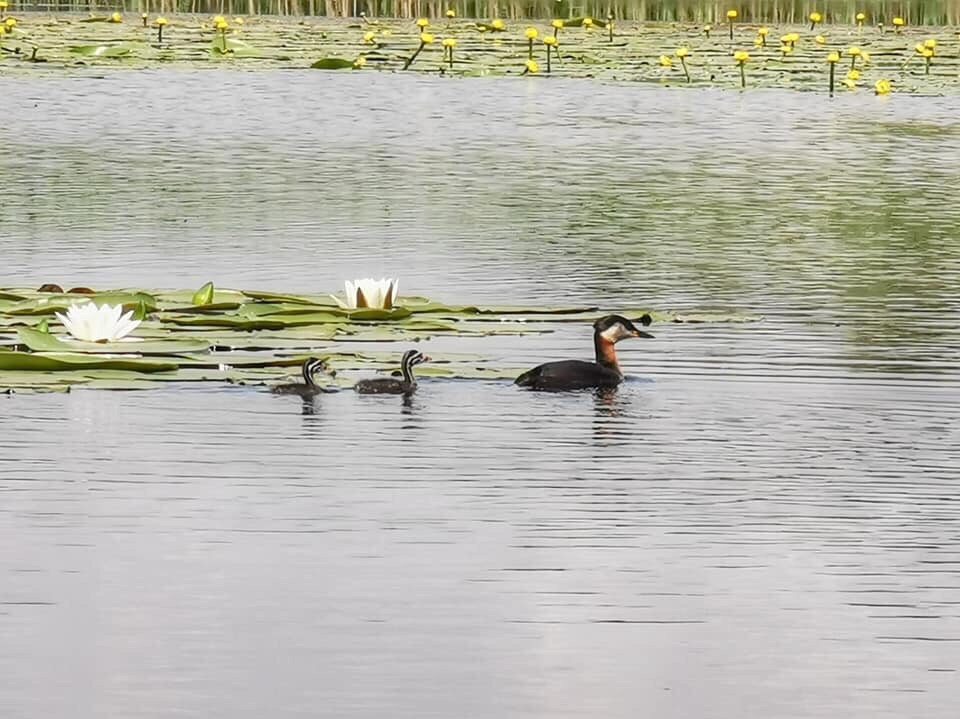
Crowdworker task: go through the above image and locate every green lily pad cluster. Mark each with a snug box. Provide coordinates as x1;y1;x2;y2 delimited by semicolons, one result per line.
0;283;759;392
1;13;959;94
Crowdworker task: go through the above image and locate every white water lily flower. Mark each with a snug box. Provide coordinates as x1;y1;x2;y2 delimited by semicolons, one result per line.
54;302;141;343
332;277;399;310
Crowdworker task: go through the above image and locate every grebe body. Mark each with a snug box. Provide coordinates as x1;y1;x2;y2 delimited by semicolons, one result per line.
515;314;652;391
354;349;430;395
270;357;337;397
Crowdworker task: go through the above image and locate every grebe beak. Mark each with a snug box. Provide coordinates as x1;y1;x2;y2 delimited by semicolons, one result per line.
633;330;654;338
421;355;433;362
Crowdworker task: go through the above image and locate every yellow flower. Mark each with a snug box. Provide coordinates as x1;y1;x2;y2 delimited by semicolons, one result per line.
924;38;937;50
420;32;434;44
815;34;826;44
363;31;376;43
809;12;822;23
353;56;366;67
921;47;934;58
914;42;926;54
861;51;871;63
446;9;456;18
843;78;856;89
491;19;505;30
892;17;905;26
704;24;713;32
525;27;538;39
583;17;594;27
0;0;7;8
847;69;860;80
234;17;244;25
874;78;891;94
826;51;840;63
757;27;769;36
733;50;750;63
213;15;225;24
214;18;229;31
552;19;564;29
5;17;16;28
416;17;429;28
543;35;557;46
726;10;738;20
109;11;122;23
848;46;861;57
675;47;689;58
753;36;763;47
525;59;539;73
659;54;673;66
780;43;794;55
442;37;456;48
855;12;866;22
156;16;168;26
787;33;800;43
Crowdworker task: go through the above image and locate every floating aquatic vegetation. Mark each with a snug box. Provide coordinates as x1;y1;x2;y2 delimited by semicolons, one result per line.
2;14;960;94
0;284;760;392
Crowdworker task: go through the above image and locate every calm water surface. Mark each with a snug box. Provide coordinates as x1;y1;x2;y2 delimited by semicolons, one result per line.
2;71;960;718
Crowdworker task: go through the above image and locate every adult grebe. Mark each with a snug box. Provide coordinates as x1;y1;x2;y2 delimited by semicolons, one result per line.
354;349;430;395
270;357;337;397
515;314;653;391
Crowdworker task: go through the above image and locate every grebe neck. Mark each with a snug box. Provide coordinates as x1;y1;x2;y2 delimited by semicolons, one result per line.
594;334;622;375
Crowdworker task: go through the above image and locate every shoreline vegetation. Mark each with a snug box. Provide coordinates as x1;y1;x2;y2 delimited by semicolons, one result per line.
2;9;958;93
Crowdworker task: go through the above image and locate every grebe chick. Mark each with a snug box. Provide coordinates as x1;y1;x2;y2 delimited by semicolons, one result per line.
270;357;337;397
354;349;430;395
515;314;653;391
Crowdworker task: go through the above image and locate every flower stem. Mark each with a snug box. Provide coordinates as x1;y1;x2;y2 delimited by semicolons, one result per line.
546;44;551;72
681;57;689;83
158;25;163;44
528;38;533;59
829;63;835;96
739;62;746;89
403;41;424;70
728;21;733;41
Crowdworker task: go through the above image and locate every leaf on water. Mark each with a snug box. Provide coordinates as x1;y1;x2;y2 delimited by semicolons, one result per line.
191;281;215;306
69;44;136;57
310;57;357;70
0;348;177;373
17;327;212;355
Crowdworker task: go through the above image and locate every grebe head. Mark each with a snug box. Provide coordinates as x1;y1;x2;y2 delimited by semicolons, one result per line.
594;314;654;343
302;356;335;386
401;349;431;368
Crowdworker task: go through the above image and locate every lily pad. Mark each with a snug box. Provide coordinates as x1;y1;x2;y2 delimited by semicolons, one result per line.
69;43;136;57
17;327;211;355
310;57;357;69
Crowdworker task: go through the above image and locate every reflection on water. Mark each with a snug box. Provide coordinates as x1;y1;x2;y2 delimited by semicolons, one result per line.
1;71;960;718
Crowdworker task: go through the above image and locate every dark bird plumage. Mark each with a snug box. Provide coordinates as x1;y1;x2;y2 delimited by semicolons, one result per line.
515;314;653;391
270;357;337;397
354;349;430;395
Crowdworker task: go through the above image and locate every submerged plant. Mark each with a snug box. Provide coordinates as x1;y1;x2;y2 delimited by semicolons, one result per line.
848;46;861;69
55;303;141;343
826;50;839;95
543;35;556;72
332;278;400;310
809;12;822;31
734;50;749;88
442;37;456;68
402;32;434;70
525;26;538;59
155;16;168;44
726;10;737;40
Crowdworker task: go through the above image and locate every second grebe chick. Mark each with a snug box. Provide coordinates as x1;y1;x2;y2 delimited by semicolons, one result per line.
515;314;653;391
270;357;337;397
354;349;430;395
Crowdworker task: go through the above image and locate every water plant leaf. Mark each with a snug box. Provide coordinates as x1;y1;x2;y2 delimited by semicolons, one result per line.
191;281;215;306
17;327;212;355
0;348;177;373
310;57;357;70
69;44;135;57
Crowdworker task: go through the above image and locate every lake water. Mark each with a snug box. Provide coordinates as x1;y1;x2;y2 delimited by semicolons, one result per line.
2;71;960;718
